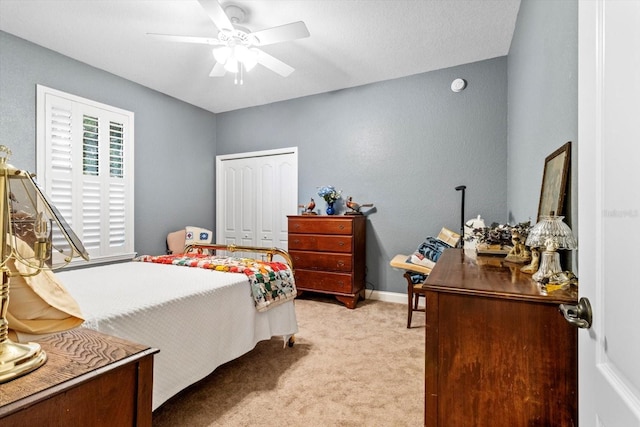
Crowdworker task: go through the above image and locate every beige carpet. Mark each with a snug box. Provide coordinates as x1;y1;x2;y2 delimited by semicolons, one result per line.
152;294;425;426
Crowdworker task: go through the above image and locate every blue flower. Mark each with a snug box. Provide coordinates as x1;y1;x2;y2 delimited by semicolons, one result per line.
317;186;342;203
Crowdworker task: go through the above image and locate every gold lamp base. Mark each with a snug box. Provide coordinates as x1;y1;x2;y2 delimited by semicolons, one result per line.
0;339;47;383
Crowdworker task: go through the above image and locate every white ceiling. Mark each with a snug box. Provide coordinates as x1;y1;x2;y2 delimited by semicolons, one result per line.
0;0;521;113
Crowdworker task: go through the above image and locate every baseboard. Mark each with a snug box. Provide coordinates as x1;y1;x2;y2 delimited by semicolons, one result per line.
366;289;425;308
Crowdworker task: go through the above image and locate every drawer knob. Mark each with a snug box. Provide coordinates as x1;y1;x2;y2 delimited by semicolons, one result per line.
338;225;344;230
338;241;345;246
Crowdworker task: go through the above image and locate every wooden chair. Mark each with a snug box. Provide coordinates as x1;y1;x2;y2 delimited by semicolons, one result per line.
390;227;460;328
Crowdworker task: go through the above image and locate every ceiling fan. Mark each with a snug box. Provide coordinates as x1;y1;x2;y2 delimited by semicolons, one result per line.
148;0;310;84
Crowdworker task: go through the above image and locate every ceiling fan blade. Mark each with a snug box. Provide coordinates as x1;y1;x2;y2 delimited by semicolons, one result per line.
197;0;233;32
256;49;295;77
147;33;221;45
209;61;226;77
250;21;310;47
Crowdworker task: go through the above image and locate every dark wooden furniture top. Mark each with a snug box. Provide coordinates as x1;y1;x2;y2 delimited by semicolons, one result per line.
423;249;578;427
288;215;366;308
424;248;578;303
0;328;158;426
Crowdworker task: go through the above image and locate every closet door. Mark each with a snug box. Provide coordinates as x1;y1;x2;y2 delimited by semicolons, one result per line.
220;156;256;246
217;148;298;252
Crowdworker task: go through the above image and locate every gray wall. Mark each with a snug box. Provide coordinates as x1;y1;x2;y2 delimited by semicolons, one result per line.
0;0;578;293
0;31;218;256
217;58;508;293
507;0;578;227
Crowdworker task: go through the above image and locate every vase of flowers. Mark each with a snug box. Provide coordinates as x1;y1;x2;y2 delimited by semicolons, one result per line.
317;185;341;215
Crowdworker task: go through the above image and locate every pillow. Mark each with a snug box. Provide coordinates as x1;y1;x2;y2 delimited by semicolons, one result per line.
185;226;213;246
6;239;84;340
408;236;452;269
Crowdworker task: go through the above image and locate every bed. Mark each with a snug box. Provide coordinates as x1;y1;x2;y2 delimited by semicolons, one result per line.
56;244;298;410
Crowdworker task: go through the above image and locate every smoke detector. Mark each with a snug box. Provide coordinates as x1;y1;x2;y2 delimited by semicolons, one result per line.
451;78;467;93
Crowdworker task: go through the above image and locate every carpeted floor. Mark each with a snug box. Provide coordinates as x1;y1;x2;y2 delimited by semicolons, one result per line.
152;294;425;426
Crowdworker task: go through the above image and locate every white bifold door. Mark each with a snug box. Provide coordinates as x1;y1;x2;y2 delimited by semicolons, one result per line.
216;147;298;252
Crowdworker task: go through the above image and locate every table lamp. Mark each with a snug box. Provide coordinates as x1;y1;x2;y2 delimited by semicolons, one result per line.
524;215;577;283
0;145;89;382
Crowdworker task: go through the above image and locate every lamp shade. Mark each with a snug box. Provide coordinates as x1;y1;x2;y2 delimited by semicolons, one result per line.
235;46;258;71
212;46;231;64
3;165;89;270
224;55;239;73
525;215;577;250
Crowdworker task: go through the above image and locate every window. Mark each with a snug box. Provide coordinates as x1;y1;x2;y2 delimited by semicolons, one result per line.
37;85;135;265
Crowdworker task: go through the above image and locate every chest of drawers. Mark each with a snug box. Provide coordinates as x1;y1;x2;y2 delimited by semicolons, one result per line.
287;215;366;308
422;249;577;426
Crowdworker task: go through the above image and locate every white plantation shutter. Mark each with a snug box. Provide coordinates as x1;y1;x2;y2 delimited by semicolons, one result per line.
109;182;126;246
37;85;135;265
109;121;124;178
108;121;127;248
82;180;101;250
82;115;99;176
47;102;75;251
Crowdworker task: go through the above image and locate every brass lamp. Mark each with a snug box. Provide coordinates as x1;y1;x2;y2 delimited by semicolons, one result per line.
0;145;89;382
524;215;577;283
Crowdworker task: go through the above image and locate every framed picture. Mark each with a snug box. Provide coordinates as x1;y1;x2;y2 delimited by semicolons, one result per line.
537;141;571;220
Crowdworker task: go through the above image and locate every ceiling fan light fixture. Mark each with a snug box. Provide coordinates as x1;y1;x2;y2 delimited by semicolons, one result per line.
243;51;258;71
233;44;249;59
224;56;239;73
234;45;258;71
212;46;231;64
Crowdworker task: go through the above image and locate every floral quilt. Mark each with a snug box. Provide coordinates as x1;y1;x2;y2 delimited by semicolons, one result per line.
136;253;296;312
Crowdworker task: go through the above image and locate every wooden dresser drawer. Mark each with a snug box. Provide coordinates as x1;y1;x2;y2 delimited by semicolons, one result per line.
288;234;352;253
290;250;352;272
289;217;353;235
294;269;353;294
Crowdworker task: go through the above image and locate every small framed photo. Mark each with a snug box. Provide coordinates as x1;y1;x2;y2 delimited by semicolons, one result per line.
537;141;571;221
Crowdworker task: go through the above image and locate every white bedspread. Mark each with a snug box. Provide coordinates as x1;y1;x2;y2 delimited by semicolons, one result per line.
57;261;298;410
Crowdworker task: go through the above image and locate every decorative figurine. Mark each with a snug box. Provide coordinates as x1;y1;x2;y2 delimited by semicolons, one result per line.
520;248;540;274
299;198;317;215
504;229;531;263
345;196;373;215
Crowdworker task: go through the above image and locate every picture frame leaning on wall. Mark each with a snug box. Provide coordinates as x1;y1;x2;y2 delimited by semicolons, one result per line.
537;141;571;221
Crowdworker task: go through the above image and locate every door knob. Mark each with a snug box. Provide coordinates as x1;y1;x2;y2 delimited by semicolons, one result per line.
559;297;592;329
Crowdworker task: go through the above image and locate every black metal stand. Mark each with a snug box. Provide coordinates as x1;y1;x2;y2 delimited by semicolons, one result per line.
455;185;466;248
